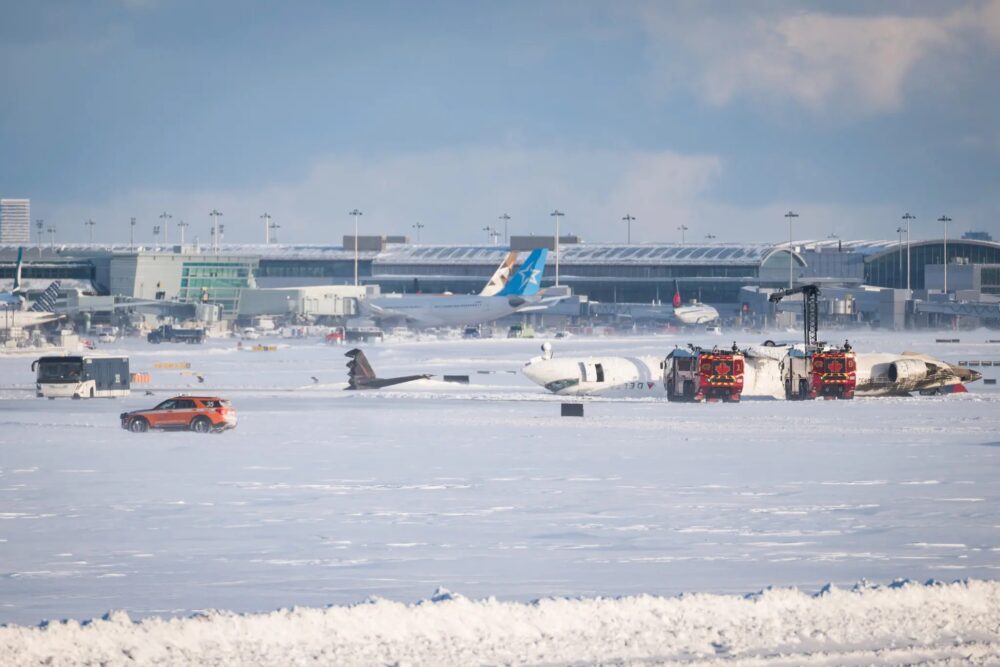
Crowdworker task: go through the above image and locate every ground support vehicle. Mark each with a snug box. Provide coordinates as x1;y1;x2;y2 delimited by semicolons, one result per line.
121;396;237;433
665;346;745;402
147;325;205;344
33;356;130;399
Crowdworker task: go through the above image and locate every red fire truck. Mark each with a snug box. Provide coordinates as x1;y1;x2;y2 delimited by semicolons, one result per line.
665;345;745;403
786;345;857;400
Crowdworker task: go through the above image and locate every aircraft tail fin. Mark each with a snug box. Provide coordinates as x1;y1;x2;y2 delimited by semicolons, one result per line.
345;348;377;389
672;279;682;308
29;281;61;312
498;248;548;296
13;247;23;294
479;251;518;296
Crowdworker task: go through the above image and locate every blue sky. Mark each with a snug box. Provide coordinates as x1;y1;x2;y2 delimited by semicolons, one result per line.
2;1;999;245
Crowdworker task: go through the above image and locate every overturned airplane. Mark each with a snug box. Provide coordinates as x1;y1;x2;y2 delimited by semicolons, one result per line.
522;342;982;399
344;348;431;390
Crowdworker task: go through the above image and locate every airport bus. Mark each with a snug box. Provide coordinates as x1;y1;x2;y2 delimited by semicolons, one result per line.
32;355;131;399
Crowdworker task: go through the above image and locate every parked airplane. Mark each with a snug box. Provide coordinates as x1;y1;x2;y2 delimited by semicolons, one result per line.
522;342;981;398
0;247;63;329
344;348;431;389
629;281;720;327
365;248;562;328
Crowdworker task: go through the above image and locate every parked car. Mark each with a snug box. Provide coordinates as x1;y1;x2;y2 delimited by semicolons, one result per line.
121;395;237;433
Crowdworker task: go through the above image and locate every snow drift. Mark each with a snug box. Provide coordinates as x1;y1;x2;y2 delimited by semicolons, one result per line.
3;580;999;666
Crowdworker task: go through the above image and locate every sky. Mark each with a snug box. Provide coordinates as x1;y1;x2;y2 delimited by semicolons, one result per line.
2;0;999;246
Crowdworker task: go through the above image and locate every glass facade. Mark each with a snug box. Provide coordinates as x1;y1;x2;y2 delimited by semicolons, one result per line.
865;242;1000;289
178;261;255;315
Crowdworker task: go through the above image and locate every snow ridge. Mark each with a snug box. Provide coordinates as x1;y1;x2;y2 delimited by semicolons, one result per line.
3;580;999;666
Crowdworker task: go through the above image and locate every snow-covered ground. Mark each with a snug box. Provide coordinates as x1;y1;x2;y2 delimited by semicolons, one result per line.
1;329;999;664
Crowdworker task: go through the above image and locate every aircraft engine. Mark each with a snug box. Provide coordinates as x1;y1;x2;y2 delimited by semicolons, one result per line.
888;358;928;383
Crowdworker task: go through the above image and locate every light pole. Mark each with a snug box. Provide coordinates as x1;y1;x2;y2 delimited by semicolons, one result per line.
550;210;564;286
902;212;915;291
153;225;161;249
159;211;172;245
783;211;799;288
622;214;636;244
498;213;510;245
938;215;951;293
35;219;44;248
269;222;280;243
209;209;223;254
482;225;497;245
705;233;716;240
412;221;424;243
177;220;189;246
896;226;905;288
85;219;96;242
677;224;689;245
260;213;272;244
47;225;56;249
218;223;225;245
349;209;363;287
130;217;137;251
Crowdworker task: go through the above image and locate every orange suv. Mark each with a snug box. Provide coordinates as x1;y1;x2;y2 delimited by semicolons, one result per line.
121;396;237;433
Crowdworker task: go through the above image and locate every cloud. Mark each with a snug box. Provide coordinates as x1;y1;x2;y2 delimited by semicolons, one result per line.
44;146;723;245
638;1;1000;115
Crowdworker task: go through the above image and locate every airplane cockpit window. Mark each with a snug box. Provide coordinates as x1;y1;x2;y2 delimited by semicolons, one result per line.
595;363;605;382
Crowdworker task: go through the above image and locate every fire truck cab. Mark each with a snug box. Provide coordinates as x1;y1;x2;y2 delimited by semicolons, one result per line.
784;343;856;400
665;345;745;403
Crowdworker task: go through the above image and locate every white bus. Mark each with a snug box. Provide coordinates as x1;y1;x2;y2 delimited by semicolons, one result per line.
33;356;131;399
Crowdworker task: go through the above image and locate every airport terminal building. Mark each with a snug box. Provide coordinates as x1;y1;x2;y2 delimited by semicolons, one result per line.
2;235;999;327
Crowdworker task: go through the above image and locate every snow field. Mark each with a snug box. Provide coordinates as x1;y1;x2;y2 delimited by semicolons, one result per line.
2;581;999;666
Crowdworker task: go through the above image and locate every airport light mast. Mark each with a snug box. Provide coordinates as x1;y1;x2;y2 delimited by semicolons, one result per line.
902;212;915;291
35;219;44;249
261;212;272;245
47;225;56;249
85;219;96;243
939;215;951;293
550;209;564;286
177;220;189;246
153;225;161;249
159;211;172;245
622;214;636;244
784;211;798;289
498;213;510;246
130;217;137;251
412;221;424;243
349;209;363;286
209;209;223;254
896;226;905;288
677;224;689;245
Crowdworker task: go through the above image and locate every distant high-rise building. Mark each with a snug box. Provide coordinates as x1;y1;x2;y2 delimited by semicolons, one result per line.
962;230;994;242
0;198;30;243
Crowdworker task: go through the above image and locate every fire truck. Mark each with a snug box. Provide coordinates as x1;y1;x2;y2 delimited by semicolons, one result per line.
769;285;857;400
665;345;745;402
783;344;857;400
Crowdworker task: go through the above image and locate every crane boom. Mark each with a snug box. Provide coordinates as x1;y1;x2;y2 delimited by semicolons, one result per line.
768;284;820;348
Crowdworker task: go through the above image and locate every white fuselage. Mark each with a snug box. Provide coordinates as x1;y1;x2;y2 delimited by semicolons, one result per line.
366;294;536;328
672;304;720;325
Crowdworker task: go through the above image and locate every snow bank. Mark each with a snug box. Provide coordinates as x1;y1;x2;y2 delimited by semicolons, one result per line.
3;580;999;666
